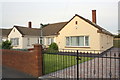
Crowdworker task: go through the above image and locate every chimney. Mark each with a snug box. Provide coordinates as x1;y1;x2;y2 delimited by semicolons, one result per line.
28;21;32;28
92;10;96;24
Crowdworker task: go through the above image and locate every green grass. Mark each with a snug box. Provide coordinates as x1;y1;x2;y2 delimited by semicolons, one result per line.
43;54;93;74
113;40;120;48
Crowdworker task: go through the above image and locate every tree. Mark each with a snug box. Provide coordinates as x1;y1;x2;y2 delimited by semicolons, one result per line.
49;42;58;50
2;40;12;49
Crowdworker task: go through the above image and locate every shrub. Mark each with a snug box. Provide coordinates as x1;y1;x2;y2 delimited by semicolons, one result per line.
49;42;58;50
2;40;13;49
45;48;59;53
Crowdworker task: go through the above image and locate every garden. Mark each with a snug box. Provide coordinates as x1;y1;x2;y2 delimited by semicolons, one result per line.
43;53;93;75
42;43;93;74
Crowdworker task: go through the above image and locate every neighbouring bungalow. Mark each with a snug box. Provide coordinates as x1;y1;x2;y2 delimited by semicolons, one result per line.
1;10;114;51
0;29;11;42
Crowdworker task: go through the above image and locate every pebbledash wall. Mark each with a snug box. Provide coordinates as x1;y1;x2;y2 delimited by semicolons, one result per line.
2;44;43;77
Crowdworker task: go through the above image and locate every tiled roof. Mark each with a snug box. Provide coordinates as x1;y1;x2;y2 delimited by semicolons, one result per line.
42;22;68;36
0;29;12;37
12;22;67;36
14;26;41;36
1;14;114;37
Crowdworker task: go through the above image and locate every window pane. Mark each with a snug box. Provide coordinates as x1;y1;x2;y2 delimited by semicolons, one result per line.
16;38;19;45
40;37;42;44
79;36;84;46
71;37;78;46
66;36;89;47
66;37;70;46
10;38;19;46
27;38;30;45
47;37;54;45
38;38;39;44
85;36;89;46
15;38;19;45
51;38;54;43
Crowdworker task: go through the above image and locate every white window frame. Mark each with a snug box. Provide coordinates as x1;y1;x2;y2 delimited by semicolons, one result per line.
10;38;19;46
47;37;54;45
27;38;30;46
66;36;90;47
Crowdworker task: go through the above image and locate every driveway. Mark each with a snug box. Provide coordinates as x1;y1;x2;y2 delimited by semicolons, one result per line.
2;66;36;78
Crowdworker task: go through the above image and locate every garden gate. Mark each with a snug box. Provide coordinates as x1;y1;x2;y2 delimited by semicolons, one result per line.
41;48;120;79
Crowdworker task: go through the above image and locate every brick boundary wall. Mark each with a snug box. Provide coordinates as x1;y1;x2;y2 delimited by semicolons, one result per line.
1;44;43;77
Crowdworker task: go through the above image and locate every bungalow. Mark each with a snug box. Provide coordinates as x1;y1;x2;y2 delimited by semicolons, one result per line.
0;29;11;42
1;10;114;51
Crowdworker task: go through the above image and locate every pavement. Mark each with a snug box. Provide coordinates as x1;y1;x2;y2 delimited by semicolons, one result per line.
1;66;36;79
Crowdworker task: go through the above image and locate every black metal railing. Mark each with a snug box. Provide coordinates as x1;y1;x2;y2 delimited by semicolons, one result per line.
42;48;120;79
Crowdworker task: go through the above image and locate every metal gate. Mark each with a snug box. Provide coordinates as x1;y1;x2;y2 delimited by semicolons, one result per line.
42;48;120;79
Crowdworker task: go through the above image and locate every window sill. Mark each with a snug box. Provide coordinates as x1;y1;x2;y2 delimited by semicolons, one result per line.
65;46;90;48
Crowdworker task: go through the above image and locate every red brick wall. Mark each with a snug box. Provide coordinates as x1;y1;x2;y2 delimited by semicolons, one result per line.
1;44;43;77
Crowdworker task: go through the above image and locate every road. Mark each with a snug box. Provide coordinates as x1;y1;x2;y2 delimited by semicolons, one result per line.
2;66;36;78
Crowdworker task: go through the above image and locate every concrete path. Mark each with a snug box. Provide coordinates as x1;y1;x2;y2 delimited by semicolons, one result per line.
40;48;120;79
2;66;35;78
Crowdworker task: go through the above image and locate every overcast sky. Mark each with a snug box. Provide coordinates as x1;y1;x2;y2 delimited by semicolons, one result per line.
0;0;119;34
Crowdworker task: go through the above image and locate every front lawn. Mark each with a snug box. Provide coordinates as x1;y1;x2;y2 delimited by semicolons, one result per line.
113;40;120;48
43;53;93;75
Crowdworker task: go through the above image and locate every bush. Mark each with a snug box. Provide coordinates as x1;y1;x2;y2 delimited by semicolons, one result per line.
2;40;12;49
49;42;58;50
45;48;59;53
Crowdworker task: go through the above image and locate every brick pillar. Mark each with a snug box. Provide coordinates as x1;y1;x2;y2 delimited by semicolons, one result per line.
34;44;43;77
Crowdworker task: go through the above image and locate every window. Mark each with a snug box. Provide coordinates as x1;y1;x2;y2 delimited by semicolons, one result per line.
40;37;44;44
27;38;30;46
10;38;19;46
85;36;89;46
38;38;39;44
66;36;89;47
47;37;54;45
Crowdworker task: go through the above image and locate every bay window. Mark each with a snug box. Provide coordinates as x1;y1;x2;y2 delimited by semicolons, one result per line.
66;36;89;47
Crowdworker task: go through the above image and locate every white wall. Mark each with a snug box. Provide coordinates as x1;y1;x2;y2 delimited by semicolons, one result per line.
22;36;39;49
8;27;23;49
